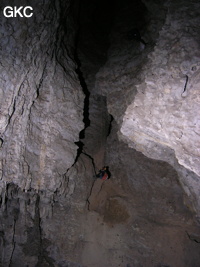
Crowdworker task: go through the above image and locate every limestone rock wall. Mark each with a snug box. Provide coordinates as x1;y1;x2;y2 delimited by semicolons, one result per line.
120;0;200;211
1;0;200;266
101;122;200;267
95;0;200;213
0;154;94;266
79;1;200;264
0;0;84;193
0;1;88;265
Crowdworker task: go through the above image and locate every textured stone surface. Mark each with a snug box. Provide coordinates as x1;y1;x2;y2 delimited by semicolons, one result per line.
0;0;84;193
95;0;200;212
0;154;94;267
119;0;200;211
102;122;200;267
0;0;200;266
121;0;200;176
0;1;85;265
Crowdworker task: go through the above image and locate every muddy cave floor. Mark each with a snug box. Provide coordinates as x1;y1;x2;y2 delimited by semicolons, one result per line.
83;153;200;267
59;129;200;267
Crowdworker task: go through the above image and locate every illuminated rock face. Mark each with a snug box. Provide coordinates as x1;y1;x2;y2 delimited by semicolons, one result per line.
0;0;84;192
95;0;200;213
123;2;200;169
0;0;200;266
0;1;86;265
119;0;200;211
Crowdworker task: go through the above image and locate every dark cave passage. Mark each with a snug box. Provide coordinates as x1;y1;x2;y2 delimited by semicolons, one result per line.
75;0;150;72
74;62;90;139
70;1;200;266
72;0;153;169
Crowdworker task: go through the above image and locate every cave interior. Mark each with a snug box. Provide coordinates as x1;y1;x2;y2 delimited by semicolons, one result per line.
0;0;200;266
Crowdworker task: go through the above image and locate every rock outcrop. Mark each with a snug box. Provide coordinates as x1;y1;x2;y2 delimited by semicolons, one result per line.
95;0;200;213
120;0;200;212
0;0;84;193
0;0;200;266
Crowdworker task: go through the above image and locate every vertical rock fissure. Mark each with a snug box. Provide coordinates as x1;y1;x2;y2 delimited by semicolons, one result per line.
72;62;95;167
107;114;114;137
71;1;96;168
36;62;47;98
70;0;115;170
74;0;90;139
73;141;96;174
8;218;16;267
182;74;189;96
35;195;44;266
75;64;90;139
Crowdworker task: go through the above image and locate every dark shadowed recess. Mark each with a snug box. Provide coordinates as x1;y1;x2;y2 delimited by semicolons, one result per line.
70;0;148;160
